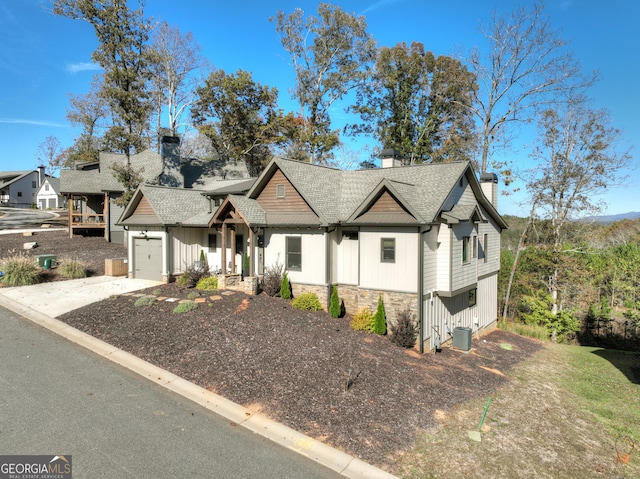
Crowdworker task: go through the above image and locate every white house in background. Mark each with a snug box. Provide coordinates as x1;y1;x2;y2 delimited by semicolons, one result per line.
0;167;47;208
36;177;65;210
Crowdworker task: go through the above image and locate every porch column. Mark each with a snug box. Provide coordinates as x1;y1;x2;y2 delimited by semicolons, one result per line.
230;230;236;273
249;227;255;276
221;223;227;274
68;196;73;239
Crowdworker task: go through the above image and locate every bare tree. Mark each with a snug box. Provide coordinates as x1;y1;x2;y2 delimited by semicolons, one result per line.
36;136;64;176
526;96;631;315
148;21;209;139
464;2;595;175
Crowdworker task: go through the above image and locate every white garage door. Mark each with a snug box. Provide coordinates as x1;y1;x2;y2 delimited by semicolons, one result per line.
133;237;162;281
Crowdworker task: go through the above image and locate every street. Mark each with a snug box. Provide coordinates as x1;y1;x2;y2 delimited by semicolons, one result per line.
0;207;58;230
0;307;342;479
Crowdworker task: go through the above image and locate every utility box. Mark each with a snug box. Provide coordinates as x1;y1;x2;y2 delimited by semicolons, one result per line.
105;258;128;277
35;255;57;269
453;327;472;351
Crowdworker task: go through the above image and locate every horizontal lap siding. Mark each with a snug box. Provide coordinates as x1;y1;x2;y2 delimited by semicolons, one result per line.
256;170;312;212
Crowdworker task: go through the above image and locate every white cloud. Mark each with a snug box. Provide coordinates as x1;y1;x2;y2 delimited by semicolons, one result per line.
66;62;102;74
360;0;406;16
0;118;66;127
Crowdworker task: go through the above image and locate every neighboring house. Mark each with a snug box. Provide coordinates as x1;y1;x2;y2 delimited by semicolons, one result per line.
36;177;66;210
59;136;250;243
0;167;47;208
116;179;256;281
119;152;507;352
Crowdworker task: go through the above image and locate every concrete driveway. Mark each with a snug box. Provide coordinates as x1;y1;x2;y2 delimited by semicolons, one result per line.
0;276;160;318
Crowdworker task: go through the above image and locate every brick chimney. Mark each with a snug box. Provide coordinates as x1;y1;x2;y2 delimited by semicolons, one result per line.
480;172;498;208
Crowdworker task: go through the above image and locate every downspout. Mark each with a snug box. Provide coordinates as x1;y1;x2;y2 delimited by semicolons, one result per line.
325;227;332;310
418;225;432;354
418;226;424;353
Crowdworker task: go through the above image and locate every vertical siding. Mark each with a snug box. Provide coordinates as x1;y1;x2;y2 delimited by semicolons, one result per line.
359;227;418;292
264;230;326;285
171;227;206;273
335;230;359;284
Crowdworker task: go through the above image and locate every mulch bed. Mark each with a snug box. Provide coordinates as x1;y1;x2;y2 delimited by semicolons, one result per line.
57;282;543;472
0;229;127;279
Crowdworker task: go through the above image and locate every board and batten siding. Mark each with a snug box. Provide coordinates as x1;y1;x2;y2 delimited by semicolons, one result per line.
170;227;207;274
358;227;418;293
264;230;326;285
332;229;359;285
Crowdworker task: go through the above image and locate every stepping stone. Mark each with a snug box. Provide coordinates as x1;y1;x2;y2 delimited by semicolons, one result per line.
209;295;222;301
164;298;179;302
221;291;235;295
156;297;168;301
195;298;206;303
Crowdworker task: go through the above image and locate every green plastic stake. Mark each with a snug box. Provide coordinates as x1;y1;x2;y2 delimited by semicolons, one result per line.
478;397;491;430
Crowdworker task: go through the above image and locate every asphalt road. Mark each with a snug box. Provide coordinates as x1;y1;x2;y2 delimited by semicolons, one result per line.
0;207;57;230
0;307;342;479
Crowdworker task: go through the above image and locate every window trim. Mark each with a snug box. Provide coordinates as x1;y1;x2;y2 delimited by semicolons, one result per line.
462;236;470;264
381;237;396;263
286;236;302;271
208;233;217;251
483;234;489;263
276;184;285;198
468;288;477;307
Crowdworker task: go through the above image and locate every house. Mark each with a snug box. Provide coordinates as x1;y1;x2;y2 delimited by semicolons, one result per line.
116;178;256;281
36;177;66;210
59;136;250;243
119;152;507;352
0;167;47;208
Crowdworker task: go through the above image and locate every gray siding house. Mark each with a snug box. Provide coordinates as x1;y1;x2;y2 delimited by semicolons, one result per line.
0;167;47;208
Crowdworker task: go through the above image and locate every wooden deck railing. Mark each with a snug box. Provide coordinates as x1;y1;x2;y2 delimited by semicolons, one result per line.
70;213;106;227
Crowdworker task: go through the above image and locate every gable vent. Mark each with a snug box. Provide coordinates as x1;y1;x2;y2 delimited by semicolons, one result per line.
276;184;285;198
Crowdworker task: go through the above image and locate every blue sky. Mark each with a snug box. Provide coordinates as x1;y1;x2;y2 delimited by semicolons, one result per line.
0;0;637;217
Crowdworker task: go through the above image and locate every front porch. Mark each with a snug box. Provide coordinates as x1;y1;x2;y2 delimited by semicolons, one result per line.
67;193;107;237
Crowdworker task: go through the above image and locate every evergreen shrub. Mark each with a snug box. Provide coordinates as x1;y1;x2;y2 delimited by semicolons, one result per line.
291;292;323;311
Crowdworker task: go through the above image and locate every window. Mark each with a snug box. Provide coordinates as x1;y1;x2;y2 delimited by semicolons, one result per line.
286;236;302;271
208;234;217;250
472;235;477;258
45;184;50;191
17;191;22;197
462;236;470;263
468;288;477;307
381;238;395;263
483;234;488;263
32;181;37;188
276;184;285;198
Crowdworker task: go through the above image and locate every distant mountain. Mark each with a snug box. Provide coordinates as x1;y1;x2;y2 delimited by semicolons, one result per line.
581;212;640;223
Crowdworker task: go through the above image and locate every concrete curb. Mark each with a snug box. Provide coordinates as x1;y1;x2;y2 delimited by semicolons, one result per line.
0;295;398;479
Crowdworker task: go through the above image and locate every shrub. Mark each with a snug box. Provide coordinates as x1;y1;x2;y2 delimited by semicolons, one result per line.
373;295;387;335
291;292;323;311
196;276;218;291
261;261;283;296
58;258;87;279
173;300;198;313
178;261;209;288
0;255;41;286
134;295;156;307
280;271;291;299
350;307;374;332
390;308;418;348
329;285;341;318
187;291;199;300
